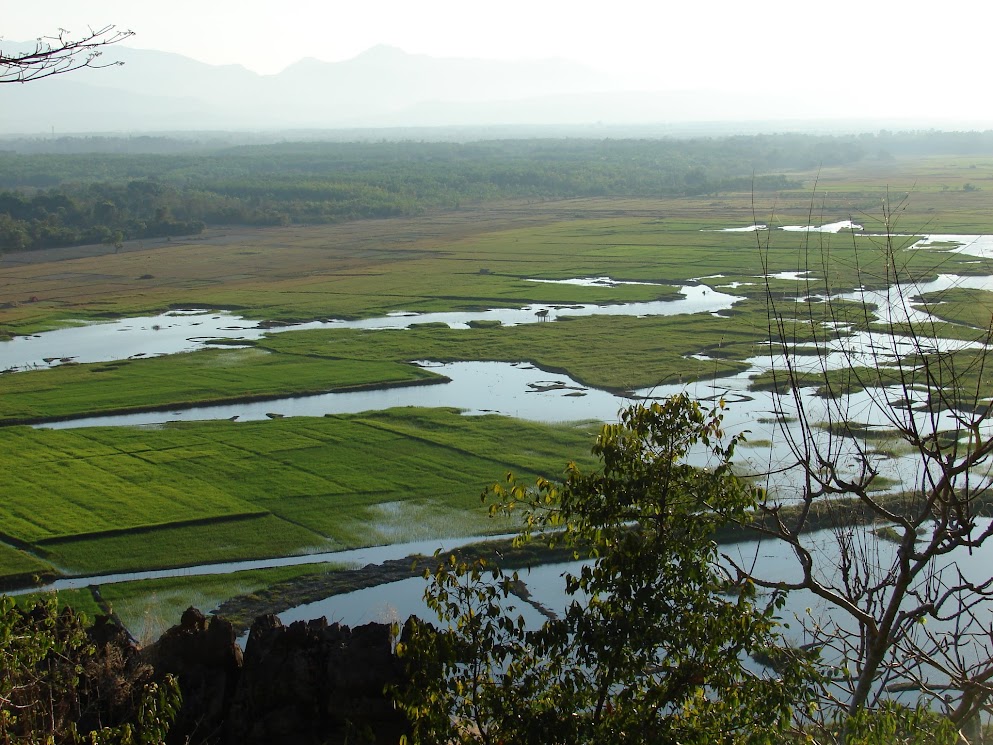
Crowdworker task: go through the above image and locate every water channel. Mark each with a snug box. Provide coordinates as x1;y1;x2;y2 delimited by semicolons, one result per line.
0;284;735;374
3;230;988;377
5;228;993;649
275;521;993;634
270;520;993;704
12;533;517;596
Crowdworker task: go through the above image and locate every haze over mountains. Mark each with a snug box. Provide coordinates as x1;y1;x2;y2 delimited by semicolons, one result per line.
1;43;989;135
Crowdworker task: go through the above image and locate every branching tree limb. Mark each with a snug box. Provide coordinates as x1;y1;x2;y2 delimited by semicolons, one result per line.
735;190;993;737
1;25;133;84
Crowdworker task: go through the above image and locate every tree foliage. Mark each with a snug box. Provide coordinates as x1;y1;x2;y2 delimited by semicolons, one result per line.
0;596;179;744
0;137;808;252
4;130;987;254
398;395;816;744
0;183;207;251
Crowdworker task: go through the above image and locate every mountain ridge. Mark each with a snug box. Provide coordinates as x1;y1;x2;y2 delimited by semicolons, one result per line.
0;43;966;133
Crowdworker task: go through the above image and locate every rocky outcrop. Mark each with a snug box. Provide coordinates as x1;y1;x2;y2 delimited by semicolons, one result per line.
147;608;408;745
148;607;243;744
227;614;407;745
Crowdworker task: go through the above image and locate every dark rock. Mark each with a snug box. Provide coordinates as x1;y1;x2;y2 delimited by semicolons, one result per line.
226;615;407;745
149;607;243;744
149;608;408;745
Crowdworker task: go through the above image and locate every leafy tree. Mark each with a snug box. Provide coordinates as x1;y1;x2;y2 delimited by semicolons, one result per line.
824;703;959;745
398;395;816;744
0;595;179;744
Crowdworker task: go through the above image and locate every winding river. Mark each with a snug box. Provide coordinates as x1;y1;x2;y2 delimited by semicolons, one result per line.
0;284;735;374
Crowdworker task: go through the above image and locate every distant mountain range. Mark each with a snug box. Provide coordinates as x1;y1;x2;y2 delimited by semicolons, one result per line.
0;44;969;134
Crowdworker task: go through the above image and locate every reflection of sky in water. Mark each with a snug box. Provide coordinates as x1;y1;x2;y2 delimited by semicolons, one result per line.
725;520;993;695
273;520;993;689
781;220;864;233
704;220;866;233
279;576;435;628
277;560;588;635
913;233;993;259
715;224;768;232
0;310;262;373
40;361;639;429
0;284;736;372
527;276;666;287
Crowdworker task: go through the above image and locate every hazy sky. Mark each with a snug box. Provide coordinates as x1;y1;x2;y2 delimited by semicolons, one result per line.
3;0;989;116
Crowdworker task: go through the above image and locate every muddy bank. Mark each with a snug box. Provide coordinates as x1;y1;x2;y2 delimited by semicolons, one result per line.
215;538;578;632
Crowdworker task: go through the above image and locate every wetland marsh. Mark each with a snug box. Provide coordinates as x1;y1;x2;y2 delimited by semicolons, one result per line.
2;152;993;638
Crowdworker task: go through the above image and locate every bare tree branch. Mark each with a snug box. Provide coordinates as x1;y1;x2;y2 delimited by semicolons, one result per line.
0;26;133;84
742;189;993;730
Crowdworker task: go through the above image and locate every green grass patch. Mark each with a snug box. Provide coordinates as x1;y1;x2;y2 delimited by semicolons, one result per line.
0;346;439;422
0;409;600;579
915;288;993;330
0;543;56;588
260;310;767;393
0;428;265;543
41;514;329;575
96;563;342;642
12;588;104;620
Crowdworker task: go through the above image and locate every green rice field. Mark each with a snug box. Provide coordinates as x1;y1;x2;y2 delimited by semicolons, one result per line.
0;408;598;581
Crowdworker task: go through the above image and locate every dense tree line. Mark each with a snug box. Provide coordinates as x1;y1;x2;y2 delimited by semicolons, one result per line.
0;182;206;251
1;129;985;252
0;136;807;251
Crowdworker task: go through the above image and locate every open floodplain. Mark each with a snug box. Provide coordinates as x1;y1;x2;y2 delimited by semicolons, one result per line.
2;154;993;637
